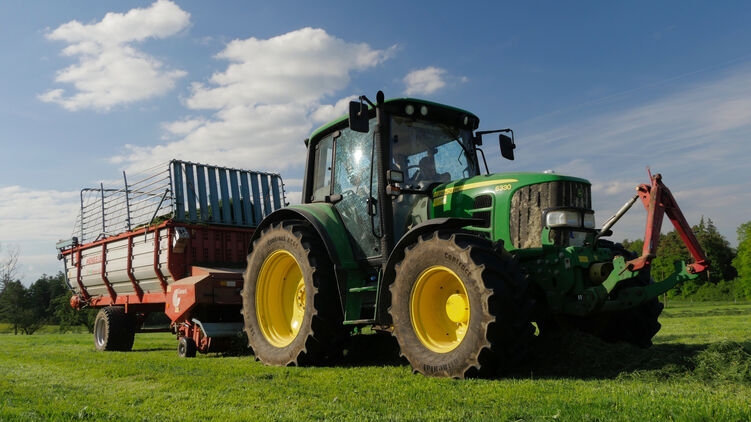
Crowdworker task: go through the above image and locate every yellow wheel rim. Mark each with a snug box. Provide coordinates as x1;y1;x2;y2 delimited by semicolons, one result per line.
256;249;306;347
410;266;470;353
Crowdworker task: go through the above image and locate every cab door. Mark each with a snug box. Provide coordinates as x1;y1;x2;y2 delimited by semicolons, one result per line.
331;126;382;260
310;124;382;260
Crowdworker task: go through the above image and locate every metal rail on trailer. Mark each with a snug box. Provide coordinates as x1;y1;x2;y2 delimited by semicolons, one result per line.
56;160;285;355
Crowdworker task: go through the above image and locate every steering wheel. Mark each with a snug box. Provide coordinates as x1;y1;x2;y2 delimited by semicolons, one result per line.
406;164;421;183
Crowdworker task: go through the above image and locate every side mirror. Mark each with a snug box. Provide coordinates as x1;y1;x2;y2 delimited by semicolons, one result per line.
349;101;370;133
499;134;515;160
387;169;404;183
386;170;404;196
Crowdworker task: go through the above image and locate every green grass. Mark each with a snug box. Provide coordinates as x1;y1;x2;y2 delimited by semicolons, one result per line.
1;303;750;421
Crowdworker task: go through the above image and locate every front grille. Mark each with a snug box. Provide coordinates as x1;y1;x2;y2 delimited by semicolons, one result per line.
509;181;591;248
471;194;493;228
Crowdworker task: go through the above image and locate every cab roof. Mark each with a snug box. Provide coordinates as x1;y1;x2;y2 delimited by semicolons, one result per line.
308;97;480;143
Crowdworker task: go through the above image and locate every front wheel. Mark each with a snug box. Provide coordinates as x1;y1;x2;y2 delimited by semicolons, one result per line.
389;231;533;378
242;222;344;366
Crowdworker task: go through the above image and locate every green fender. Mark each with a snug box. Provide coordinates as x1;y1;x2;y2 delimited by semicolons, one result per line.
248;203;359;268
247;204;359;309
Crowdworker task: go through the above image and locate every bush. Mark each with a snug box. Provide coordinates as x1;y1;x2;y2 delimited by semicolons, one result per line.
733;277;751;301
693;280;735;302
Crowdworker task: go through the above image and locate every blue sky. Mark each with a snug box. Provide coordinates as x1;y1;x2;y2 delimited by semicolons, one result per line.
1;1;750;283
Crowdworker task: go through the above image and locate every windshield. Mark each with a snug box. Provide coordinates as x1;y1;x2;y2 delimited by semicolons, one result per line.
390;116;477;190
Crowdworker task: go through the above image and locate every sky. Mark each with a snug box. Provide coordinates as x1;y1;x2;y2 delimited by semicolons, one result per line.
1;1;750;284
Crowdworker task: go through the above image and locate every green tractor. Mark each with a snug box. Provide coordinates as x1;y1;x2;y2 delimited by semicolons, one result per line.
242;91;708;378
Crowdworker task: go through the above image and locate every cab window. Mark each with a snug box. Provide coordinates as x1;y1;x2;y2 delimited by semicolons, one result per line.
311;135;334;202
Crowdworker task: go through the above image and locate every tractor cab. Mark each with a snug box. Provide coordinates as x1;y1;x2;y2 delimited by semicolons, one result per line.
302;92;482;262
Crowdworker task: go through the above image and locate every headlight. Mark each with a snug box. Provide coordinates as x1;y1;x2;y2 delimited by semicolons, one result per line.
545;210;595;229
546;210;581;228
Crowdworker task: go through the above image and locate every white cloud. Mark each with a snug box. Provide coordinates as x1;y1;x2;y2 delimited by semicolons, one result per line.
112;28;395;176
0;187;79;241
39;0;190;111
0;186;80;283
161;117;207;138
403;67;447;95
118;103;312;173
186;28;395;109
310;96;357;124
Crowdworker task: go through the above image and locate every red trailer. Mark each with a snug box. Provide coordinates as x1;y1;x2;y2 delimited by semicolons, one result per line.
56;160;285;356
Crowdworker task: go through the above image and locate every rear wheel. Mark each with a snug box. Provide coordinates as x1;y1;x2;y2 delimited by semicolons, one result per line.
178;336;197;358
389;231;533;378
243;222;344;366
94;307;135;351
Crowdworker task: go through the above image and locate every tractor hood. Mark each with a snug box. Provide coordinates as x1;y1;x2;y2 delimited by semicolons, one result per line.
431;172;593;249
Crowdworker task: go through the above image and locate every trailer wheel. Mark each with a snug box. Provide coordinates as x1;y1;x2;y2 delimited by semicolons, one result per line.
243;222;344;366
178;336;197;358
94;307;136;351
389;231;533;378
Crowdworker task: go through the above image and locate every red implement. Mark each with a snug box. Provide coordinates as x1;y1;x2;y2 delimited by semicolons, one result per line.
627;170;710;275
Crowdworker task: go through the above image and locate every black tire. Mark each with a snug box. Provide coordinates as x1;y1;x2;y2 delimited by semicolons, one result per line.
598;282;664;348
389;231;533;378
242;221;344;366
178;336;197;358
567;241;664;348
93;306;136;351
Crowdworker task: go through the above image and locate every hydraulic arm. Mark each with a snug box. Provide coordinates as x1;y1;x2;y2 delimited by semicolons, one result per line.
567;170;710;315
626;170;710;275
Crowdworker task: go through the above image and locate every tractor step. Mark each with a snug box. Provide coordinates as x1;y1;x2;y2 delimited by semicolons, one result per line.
345;284;378;323
348;285;378;293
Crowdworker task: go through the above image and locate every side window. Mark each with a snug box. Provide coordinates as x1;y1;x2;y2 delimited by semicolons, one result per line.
311;135;334;202
334;129;372;196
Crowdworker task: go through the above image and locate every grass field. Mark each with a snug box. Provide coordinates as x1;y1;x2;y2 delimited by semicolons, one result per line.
1;302;750;421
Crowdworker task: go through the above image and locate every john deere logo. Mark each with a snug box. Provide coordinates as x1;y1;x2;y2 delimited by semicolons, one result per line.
576;187;584;198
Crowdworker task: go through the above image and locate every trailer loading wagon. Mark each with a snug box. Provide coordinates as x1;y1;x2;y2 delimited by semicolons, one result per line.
56;160;285;356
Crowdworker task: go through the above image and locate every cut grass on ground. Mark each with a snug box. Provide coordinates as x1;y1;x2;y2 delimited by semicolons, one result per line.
1;302;750;421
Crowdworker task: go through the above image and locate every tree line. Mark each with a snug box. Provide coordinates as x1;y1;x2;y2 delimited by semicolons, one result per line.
0;246;95;335
622;217;751;301
2;217;751;334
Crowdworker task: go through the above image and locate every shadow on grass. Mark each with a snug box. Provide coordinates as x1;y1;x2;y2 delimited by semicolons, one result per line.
661;307;751;318
333;330;707;378
130;347;176;353
339;332;408;367
162;328;749;383
507;330;751;383
195;332;407;365
329;330;751;383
